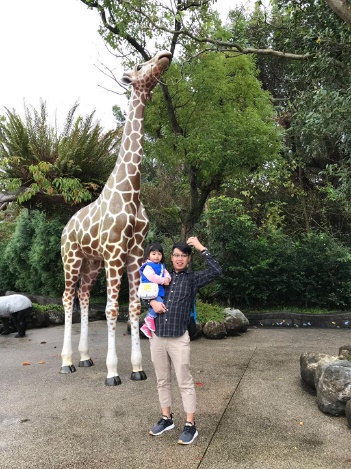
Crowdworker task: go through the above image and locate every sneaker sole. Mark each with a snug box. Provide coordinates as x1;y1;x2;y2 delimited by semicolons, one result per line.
149;423;175;436
177;430;198;445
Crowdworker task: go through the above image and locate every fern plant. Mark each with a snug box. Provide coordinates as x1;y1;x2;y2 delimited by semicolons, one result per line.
0;101;120;216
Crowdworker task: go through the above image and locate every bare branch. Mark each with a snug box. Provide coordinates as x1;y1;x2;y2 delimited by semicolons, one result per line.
80;0;310;61
325;0;351;25
80;0;150;60
121;0;311;60
0;189;28;206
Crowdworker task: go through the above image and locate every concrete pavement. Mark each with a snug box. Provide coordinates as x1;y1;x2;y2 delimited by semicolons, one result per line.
1;321;351;468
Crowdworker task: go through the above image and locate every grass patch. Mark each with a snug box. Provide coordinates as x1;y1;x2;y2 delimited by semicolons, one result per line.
196;300;227;324
33;303;64;313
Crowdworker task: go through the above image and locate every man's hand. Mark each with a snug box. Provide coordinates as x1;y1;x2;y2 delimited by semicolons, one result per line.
163;277;170;286
186;236;206;252
150;300;167;313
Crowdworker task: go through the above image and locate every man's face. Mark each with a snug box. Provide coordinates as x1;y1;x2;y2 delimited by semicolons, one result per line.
171;248;190;273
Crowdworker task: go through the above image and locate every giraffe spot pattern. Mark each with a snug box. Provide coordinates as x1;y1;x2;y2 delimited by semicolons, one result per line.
60;50;172;377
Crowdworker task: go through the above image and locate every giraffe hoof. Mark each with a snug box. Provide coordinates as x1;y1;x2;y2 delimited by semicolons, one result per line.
130;371;147;381
79;358;94;367
105;376;122;386
60;365;77;374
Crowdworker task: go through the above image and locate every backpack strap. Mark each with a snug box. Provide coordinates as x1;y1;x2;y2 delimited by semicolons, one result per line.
189;271;197;320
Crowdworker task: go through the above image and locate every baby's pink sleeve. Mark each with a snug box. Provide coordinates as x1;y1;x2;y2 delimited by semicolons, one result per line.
143;265;166;284
164;269;171;280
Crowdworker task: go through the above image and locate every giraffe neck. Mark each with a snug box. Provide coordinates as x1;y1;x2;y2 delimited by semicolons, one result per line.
103;89;148;195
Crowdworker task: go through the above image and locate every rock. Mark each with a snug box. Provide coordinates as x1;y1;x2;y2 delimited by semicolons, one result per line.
346;400;351;428
27;310;51;329
338;345;351;360
224;308;249;332
223;315;243;336
300;352;338;389
203;320;227;339
17;293;62;306
189;321;203;341
47;310;65;325
315;360;351;415
89;306;107;322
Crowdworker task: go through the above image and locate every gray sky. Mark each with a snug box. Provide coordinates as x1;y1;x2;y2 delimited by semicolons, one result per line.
0;0;122;131
0;0;234;132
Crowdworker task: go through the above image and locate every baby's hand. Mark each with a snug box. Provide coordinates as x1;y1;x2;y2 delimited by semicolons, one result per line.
164;278;170;286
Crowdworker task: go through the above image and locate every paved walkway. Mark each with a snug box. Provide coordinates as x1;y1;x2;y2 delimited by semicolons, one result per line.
1;322;351;468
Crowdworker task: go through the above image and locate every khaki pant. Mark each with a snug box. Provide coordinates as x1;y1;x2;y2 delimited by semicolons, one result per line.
149;331;196;414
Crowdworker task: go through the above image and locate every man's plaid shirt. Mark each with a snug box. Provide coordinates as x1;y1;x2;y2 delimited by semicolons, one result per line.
154;251;222;337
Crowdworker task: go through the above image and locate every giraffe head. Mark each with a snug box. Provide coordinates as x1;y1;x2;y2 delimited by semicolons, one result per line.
120;50;172;99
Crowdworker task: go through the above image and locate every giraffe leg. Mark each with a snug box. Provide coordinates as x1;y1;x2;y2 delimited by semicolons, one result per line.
105;303;121;385
127;250;147;381
60;290;77;374
104;262;124;386
77;260;103;368
60;260;83;374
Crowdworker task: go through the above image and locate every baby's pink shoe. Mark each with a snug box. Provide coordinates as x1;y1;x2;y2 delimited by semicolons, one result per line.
144;316;156;332
140;324;152;338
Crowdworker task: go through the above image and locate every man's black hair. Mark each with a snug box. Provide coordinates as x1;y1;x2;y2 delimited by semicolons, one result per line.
172;241;192;255
144;242;165;263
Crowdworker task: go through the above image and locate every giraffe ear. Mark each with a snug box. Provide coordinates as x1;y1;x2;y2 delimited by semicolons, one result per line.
147;91;153;101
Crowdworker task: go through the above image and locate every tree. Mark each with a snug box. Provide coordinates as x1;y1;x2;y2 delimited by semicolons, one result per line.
0;210;65;295
143;52;282;237
324;0;351;24
79;1;282;237
213;1;351;237
80;0;351;61
0;101;120;217
204;196;351;309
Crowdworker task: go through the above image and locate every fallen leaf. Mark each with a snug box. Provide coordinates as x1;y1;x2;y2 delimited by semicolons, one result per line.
38;360;46;364
22;362;31;366
40;341;47;344
195;382;203;386
299;421;304;426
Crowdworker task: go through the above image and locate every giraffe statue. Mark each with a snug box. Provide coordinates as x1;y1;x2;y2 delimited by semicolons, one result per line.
60;50;172;386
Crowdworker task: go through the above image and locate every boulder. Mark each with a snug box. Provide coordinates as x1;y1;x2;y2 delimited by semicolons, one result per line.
300;352;338;389
223;315;243;336
315;360;351;415
202;320;227;339
47;310;65;325
346;399;351;428
338;345;351;360
224;308;249;332
27;310;51;329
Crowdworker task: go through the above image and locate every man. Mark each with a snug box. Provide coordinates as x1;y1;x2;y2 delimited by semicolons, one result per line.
0;294;32;338
148;236;222;445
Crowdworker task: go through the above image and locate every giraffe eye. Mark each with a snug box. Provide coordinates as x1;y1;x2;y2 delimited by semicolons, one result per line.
137;65;143;71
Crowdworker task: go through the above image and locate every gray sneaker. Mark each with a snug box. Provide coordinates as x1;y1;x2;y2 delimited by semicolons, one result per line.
149;414;175;436
177;422;198;445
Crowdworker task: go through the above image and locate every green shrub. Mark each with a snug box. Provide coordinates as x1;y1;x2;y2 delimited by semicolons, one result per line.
32;303;63;313
196;299;227;325
0;209;65;295
204;196;351;309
